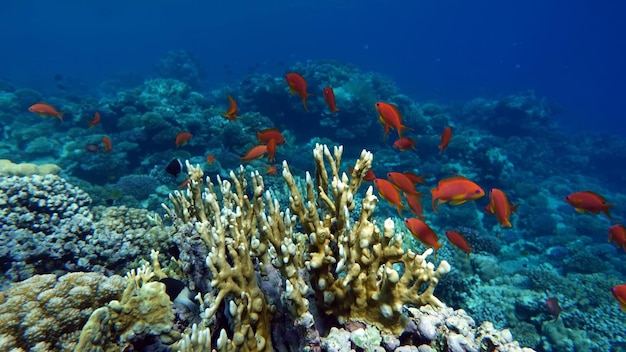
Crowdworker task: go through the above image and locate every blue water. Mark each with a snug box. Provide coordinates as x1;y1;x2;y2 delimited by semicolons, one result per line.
2;2;626;351
2;1;624;133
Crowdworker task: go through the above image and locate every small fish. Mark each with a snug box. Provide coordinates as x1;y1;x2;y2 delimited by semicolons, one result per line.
222;94;240;121
445;230;474;257
486;188;517;228
612;284;626;312
405;193;425;220
393;137;417;151
101;136;112;154
177;178;190;189
375;101;412;139
175;132;193;148
439;126;452;155
349;166;376;182
206;154;215;165
285;72;311;112
404;218;443;259
430;175;485;214
323;87;339;113
608;224;626;252
374;178;405;216
88;112;101;128
28;102;64;121
387;172;419;195
166;158;183;177
160;278;198;312
257;128;286;145
265;165;277;176
545;297;562;321
240;145;268;162
565;191;616;220
266;138;277;162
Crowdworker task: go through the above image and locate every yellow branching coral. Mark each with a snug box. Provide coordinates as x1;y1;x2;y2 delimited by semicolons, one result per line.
162;143;450;349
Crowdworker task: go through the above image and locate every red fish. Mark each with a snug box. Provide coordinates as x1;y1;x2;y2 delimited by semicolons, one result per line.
349;167;376;182
608;224;626;251
405;193;425;220
28;102;64;121
486;188;517;228
323;87;339;113
404;218;443;259
175;132;193;148
375;101;412;139
285;73;311;112
374;178;405;216
387;172;419;195
222;94;240;121
266;138;277;162
257;128;286;145
241;145;267;162
393;137;417;151
565;191;616;220
430;176;485;214
545;297;562;320
612;284;626;312
265;165;277;176
439;126;452;155
206;154;215;164
178;178;190;189
404;172;426;184
101;136;112;154
445;230;473;257
88;112;101;128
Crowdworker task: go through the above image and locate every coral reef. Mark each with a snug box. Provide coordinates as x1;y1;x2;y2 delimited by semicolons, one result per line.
0;272;125;351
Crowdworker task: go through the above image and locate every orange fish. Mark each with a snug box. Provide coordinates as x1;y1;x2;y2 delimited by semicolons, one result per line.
101;136;112;154
241;145;268;162
387;172;419;195
178;178;190;189
206;154;215;164
545;297;562;321
430;176;485;214
257;128;286;145
349;166;376;182
393;137;417;151
266;138;277;162
404;218;443;259
608;224;626;252
612;284;626;312
285;73;311;112
565;191;616;220
486;188;517;228
439;126;452;155
374;178;405;216
265;165;277;176
88;112;101;128
405;193;425;220
445;230;473;257
404;172;426;184
375;101;412;139
323;87;339;113
28;102;64;121
175;132;193;148
222;94;240;121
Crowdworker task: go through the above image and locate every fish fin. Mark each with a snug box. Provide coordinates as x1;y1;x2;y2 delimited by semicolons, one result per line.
510;204;519;213
603;204;619;221
56;111;65;121
38;113;46;118
574;207;586;214
430;189;439;215
449;200;468;206
621;303;626;312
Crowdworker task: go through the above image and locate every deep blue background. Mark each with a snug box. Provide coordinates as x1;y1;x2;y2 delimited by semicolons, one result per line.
1;0;624;133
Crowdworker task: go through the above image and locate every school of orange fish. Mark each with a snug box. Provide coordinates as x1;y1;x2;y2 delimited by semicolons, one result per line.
26;71;626;314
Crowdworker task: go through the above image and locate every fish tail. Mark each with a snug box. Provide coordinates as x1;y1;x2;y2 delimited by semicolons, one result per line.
398;124;414;139
603;204;619;221
56;112;65;121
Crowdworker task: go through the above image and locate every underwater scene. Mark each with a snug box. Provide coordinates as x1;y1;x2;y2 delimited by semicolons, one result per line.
0;1;625;351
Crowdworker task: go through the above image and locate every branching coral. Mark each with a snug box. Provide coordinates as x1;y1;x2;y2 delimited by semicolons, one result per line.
160;143;450;350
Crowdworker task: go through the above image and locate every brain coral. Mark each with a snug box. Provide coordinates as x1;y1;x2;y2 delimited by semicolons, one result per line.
0;272;125;352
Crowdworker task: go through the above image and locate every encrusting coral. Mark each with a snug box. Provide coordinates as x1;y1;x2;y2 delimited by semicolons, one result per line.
159;143;450;350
